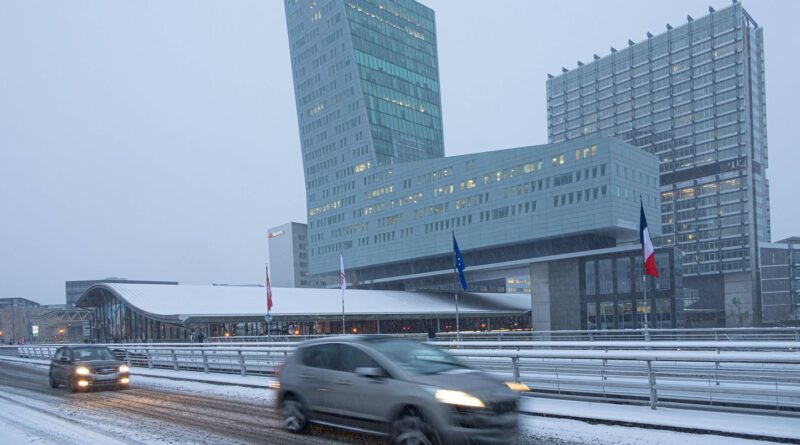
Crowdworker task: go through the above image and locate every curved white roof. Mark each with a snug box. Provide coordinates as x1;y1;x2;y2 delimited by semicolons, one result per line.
78;283;530;321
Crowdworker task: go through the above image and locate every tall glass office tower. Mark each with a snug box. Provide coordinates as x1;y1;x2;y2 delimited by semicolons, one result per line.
546;3;770;326
284;0;444;270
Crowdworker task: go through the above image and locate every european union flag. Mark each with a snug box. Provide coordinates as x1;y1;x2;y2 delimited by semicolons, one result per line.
453;233;468;291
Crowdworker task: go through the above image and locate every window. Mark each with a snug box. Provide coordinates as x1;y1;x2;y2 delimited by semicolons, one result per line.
585;261;596;295
600;302;615;330
339;345;382;373
655;253;671;290
616;258;631;293
599;259;613;294
302;344;340;369
586;303;597;330
618;301;633;329
591;145;597;156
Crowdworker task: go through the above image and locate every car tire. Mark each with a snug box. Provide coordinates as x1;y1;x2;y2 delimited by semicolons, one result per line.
391;408;437;445
281;396;308;434
49;372;58;388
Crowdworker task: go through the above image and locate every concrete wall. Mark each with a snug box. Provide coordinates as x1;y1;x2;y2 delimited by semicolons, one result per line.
530;259;582;331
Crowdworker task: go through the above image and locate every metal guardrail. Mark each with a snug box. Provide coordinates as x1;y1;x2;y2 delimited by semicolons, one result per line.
208;327;800;343
6;341;800;416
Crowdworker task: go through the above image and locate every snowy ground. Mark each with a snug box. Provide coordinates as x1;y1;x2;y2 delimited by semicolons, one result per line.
0;358;796;445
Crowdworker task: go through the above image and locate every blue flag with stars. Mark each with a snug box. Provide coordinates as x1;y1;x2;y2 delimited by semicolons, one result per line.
453;233;468;291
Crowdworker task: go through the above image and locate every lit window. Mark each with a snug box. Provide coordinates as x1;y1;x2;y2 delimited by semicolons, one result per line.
559;154;565;165
575;150;581;161
583;148;589;158
591;145;597;156
552;157;558;167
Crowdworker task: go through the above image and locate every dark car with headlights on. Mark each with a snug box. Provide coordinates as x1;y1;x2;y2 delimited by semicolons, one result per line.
277;336;523;445
49;345;131;392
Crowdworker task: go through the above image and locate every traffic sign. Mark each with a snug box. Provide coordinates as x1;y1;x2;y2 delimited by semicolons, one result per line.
264;313;272;324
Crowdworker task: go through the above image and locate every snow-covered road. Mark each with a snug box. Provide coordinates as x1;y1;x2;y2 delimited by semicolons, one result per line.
0;360;787;444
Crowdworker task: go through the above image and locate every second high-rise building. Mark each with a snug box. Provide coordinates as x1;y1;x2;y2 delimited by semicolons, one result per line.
546;2;770;326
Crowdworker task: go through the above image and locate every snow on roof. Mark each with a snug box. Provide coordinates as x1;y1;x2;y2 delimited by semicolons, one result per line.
81;283;530;321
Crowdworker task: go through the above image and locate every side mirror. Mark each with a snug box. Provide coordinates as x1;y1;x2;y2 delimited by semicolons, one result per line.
355;367;386;378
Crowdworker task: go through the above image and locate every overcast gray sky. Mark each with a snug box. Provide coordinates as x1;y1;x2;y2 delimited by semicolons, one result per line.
1;1;797;304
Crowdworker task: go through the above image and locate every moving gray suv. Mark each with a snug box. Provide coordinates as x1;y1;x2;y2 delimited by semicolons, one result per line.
277;336;520;445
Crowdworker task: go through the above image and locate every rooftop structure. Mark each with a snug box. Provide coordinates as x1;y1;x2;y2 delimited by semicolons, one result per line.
76;283;530;340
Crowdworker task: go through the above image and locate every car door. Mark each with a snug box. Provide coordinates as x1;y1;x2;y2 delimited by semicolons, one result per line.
297;343;344;422
331;344;397;433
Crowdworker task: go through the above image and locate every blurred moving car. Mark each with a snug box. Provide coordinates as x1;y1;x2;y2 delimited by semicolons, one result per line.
277;336;522;445
49;345;131;392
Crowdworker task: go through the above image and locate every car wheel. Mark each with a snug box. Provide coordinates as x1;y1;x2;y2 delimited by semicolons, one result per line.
281;397;308;434
49;372;58;388
392;408;437;445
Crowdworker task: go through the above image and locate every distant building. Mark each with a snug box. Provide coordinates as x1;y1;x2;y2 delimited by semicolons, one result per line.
268;222;325;288
759;238;800;325
66;278;178;306
0;298;40;343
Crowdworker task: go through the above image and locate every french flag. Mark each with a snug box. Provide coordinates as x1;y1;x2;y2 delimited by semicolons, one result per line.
640;202;659;278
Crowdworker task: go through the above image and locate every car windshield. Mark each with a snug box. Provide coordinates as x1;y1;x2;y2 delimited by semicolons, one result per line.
370;339;468;375
72;347;114;361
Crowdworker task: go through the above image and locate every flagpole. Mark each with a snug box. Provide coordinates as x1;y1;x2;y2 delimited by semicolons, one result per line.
266;263;272;344
340;252;346;335
452;232;461;342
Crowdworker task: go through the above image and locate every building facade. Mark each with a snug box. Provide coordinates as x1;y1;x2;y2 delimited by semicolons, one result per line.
281;0;680;329
0;298;40;343
546;3;769;326
759;238;800;325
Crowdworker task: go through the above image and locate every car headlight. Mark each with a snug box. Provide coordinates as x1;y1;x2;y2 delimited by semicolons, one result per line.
119;365;130;373
434;389;485;408
505;381;530;392
75;366;91;375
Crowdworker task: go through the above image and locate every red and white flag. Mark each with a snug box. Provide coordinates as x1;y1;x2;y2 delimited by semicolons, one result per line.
266;264;273;311
640;202;659;278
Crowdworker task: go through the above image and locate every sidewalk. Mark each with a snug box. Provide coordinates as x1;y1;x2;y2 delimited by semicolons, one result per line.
3;355;798;442
520;397;800;443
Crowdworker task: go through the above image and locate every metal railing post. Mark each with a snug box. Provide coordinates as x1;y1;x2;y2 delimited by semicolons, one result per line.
125;350;131;367
646;360;657;410
171;349;179;371
201;348;209;373
147;349;154;369
239;350;247;377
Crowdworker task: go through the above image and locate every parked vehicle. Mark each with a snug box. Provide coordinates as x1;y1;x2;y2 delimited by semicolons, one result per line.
277;335;521;445
49;345;130;392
